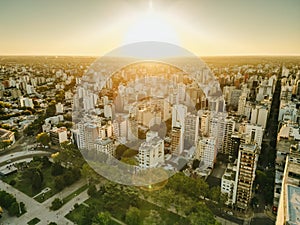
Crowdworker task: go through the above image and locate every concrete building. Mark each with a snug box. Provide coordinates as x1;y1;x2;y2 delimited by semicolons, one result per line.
171;127;182;155
184;113;199;146
243;123;263;147
229;89;242;108
19;96;34;108
276;153;300;225
94;138;114;157
228;133;244;159
273;123;300;211
209;112;226;152
200;112;210;136
221;163;237;205
251;105;269;129
50;127;68;144
139;131;164;168
171;104;187;154
237;93;247;116
104;104;114;119
222;117;236;155
195;137;217;168
55;103;64;114
233;144;259;210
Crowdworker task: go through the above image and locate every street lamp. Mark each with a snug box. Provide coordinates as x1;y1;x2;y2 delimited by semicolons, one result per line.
18;201;21;215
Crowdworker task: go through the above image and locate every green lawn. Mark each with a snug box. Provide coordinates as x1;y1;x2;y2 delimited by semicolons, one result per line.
62;184;88;204
27;217;40;225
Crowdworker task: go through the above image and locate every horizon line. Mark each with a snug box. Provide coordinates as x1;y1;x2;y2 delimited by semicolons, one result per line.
1;54;300;57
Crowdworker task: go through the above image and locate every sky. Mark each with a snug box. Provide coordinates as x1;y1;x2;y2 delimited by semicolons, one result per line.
0;0;299;56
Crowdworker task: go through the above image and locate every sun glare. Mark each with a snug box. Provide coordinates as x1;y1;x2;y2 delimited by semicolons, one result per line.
123;2;179;46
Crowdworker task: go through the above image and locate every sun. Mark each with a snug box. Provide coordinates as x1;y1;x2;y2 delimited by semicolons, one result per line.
123;1;180;45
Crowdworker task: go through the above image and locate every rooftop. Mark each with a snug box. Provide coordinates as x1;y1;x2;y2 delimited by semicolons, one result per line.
287;185;300;225
0;128;14;139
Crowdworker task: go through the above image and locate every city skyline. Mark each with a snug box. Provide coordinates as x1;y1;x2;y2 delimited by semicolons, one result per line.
0;0;299;56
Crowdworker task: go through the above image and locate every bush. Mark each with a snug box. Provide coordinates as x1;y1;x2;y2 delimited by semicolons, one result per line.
51;163;64;176
9;180;16;186
0;190;25;216
50;198;63;210
87;184;97;197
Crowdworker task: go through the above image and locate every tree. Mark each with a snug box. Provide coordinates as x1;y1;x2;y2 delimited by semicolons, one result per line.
20;202;26;214
54;176;65;191
115;144;128;159
187;202;219;225
143;210;164;225
63;170;75;185
125;207;141;225
121;157;139;166
36;132;50;146
8;202;19;216
209;186;221;202
32;169;43;191
0;191;23;216
46;104;56;117
50;198;63;210
41;156;51;168
0;140;12;149
122;149;138;158
51;162;64;176
81;163;100;184
87;184;97;197
94;211;112;225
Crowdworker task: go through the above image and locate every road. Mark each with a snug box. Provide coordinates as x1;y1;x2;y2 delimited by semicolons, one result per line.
0;151;51;166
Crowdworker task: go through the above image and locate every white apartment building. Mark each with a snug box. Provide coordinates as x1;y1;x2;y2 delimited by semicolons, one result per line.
196;137;217;168
139;131;164;168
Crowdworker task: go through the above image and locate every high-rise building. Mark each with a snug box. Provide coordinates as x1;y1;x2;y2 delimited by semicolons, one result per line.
171;104;187;154
200;111;210;136
104;104;115;119
177;83;186;103
139;131;164;168
184;113;199;146
222;117;235;155
171;127;182;155
195;137;217;168
250;107;258;125
228;133;244;159
276;150;300;225
257;106;268;129
209;112;226;152
84;123;99;151
94;138;115;157
208;96;225;112
172;104;187;128
244;123;263;146
237;93;247;115
233;144;259;210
